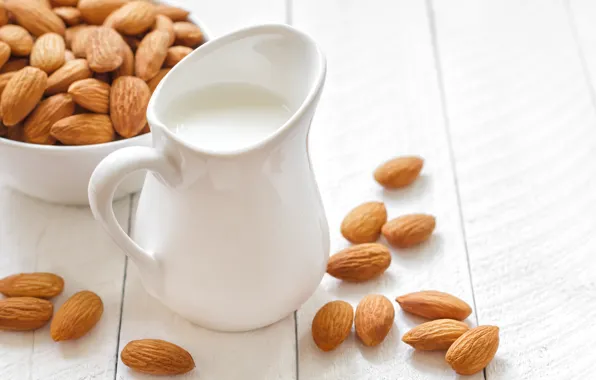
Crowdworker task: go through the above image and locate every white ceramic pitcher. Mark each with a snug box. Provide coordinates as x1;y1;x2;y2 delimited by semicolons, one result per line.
88;25;329;332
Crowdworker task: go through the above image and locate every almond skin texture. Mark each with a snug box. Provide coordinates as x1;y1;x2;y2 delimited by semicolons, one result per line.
24;93;75;144
68;25;92;55
30;33;66;74
327;243;391;282
445;326;499;375
5;0;66;37
46;58;92;95
114;38;134;78
135;30;169;81
153;14;175;46
50;290;104;341
65;49;75;62
86;27;124;73
51;113;114;145
402;319;469;351
0;272;64;298
104;1;156;35
0;41;10;69
355;294;394;346
312;301;354;352
396;290;472;321
341;201;387;244
173;21;203;47
0;25;34;56
381;214;435;248
147;68;169;92
121;339;195;375
53;7;82;26
0;71;16;95
110;76;150;137
0;297;53;331
374;156;424;189
78;0;129;25
1;67;48;126
164;45;192;68
155;4;189;21
68;78;109;113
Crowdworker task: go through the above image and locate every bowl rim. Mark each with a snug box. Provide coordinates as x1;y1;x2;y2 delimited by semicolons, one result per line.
0;9;210;155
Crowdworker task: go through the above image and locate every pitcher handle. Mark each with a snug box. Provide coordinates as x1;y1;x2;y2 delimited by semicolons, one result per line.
88;146;180;278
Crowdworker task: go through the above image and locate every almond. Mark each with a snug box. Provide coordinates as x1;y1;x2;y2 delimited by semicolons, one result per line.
68;78;109;113
65;49;75;62
396;290;472;320
50;290;103;341
402;319;469;351
0;40;9;69
51;113;114;145
104;1;156;35
53;6;82;26
147;67;169;93
374;156;424;189
1;67;47;126
164;45;192;68
0;272;65;298
355;294;394;346
24;93;75;144
121;339;195;375
381;214;435;248
5;0;65;37
30;33;66;74
173;21;203;47
0;71;15;95
71;25;94;58
52;0;79;6
65;24;89;50
46;58;92;95
135;30;169;81
78;0;128;25
0;297;53;331
311;300;353;352
327;243;391;282
445;326;499;375
340;201;387;244
110;75;150;137
0;25;33;56
0;1;7;27
153;14;175;46
0;58;28;74
114;37;134;78
154;4;189;21
86;26;124;73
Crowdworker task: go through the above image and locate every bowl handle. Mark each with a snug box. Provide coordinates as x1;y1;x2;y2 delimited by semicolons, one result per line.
88;146;180;281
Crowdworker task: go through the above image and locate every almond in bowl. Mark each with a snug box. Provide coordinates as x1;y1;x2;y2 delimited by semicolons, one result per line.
0;0;209;205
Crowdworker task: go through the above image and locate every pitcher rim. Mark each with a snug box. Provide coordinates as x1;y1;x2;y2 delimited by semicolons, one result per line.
147;23;327;158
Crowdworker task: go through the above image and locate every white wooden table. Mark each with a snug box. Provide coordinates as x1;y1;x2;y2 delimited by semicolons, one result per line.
2;0;596;378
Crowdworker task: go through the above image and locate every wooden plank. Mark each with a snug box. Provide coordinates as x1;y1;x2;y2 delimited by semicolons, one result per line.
431;0;596;378
293;1;480;379
116;1;296;379
0;187;130;379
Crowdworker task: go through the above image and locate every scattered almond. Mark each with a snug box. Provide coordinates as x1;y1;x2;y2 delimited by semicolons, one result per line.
341;201;387;244
147;67;170;93
155;4;190;21
0;71;15;95
173;21;203;47
311;301;354;351
381;214;435;248
77;0;129;25
396;290;472;321
0;40;10;69
0;25;34;56
110;76;150;137
65;24;89;50
114;38;134;78
51;113;114;145
104;1;156;35
153;14;175;46
445;326;499;375
355;294;394;346
1;66;47;126
50;290;104;341
0;297;53;331
24;93;75;144
121;339;196;375
164;45;192;68
135;30;169;81
53;7;82;26
374;156;424;189
30;32;66;74
68;78;110;113
5;0;66;37
327;243;391;282
402;319;469;351
0;272;64;298
86;26;124;73
46;58;92;95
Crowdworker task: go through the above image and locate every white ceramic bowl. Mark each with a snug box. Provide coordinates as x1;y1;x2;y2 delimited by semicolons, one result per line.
0;11;209;206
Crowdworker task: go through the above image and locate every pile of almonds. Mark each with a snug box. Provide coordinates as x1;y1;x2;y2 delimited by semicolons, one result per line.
0;271;195;376
0;0;203;146
312;156;500;376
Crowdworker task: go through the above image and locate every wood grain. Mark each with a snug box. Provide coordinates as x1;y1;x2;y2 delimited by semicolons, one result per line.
293;1;479;379
0;187;130;379
431;0;596;378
